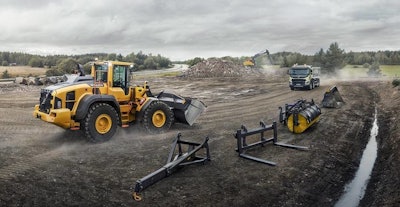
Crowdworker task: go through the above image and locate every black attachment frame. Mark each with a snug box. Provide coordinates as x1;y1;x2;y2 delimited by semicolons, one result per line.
234;121;308;166
133;133;210;201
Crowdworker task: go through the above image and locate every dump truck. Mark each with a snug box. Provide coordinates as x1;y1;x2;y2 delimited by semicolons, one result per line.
289;64;320;90
33;61;206;142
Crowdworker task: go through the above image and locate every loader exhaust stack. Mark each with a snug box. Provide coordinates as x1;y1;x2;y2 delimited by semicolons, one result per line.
322;86;344;108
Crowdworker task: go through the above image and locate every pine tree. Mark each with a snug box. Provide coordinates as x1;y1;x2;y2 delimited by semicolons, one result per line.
324;42;345;73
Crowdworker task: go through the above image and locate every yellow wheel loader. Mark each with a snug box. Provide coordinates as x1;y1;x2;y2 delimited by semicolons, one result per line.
33;61;206;142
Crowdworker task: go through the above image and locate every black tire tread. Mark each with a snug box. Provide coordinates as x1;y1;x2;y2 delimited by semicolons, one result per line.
84;102;119;143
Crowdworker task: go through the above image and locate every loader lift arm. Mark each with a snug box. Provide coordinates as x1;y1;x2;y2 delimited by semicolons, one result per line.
132;133;211;201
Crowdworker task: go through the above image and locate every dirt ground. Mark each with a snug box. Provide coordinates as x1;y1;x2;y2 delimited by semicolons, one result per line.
0;69;399;207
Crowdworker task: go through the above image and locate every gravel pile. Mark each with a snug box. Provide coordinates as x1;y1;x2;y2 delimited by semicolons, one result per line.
182;58;250;78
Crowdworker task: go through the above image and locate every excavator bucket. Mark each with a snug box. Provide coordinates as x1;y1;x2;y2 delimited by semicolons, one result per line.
322;86;344;108
156;92;206;126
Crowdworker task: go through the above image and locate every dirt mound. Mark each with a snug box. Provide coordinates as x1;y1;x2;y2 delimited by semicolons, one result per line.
182;58;249;78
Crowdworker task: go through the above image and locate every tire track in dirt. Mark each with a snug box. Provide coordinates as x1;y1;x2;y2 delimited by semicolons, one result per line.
199;85;326;126
0;147;65;180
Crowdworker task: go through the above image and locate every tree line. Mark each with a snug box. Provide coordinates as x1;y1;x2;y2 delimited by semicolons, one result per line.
184;42;400;74
1;42;399;76
0;51;172;76
269;42;400;74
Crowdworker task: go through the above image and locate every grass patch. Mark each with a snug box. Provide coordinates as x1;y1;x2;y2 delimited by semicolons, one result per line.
0;66;46;77
380;65;400;77
133;71;181;79
341;65;400;77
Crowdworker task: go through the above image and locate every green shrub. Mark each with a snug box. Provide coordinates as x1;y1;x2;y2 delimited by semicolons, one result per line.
2;70;11;78
392;78;400;87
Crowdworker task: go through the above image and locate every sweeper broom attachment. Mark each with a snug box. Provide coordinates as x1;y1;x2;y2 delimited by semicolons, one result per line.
234;121;308;166
279;99;321;133
132;133;210;201
322;86;344;108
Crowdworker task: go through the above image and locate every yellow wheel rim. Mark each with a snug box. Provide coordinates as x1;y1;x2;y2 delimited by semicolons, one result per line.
95;114;112;134
152;110;166;128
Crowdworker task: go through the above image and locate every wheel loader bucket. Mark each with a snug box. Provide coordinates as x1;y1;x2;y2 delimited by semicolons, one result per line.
322;86;344;108
156;92;206;126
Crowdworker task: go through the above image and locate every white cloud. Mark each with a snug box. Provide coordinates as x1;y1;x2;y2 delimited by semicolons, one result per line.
0;0;398;60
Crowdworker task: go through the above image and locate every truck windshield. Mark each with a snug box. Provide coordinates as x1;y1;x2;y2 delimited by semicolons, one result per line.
289;68;310;76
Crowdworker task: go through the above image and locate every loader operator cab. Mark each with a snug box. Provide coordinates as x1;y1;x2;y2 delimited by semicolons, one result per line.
93;61;132;95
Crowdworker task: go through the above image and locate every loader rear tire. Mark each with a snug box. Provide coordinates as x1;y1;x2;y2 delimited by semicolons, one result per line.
142;101;174;134
84;103;119;143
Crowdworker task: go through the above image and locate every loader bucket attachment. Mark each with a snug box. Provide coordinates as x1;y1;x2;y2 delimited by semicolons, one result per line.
322;86;344;108
156;91;206;126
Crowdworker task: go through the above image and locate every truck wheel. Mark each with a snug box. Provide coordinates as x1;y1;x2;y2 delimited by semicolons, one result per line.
84;103;119;143
143;101;174;133
309;82;314;90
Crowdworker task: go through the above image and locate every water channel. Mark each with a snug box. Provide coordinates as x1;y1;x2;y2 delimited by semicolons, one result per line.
334;108;378;207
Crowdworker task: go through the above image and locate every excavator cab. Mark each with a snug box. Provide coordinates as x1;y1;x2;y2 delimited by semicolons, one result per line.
243;49;271;68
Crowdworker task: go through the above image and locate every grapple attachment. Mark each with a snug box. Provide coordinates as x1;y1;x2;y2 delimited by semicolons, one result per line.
322;86;344;108
156;91;206;126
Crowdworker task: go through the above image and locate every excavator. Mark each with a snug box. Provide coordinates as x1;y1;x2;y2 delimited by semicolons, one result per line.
243;49;271;68
33;61;206;142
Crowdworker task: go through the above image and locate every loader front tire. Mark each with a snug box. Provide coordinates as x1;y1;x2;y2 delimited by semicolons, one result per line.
84;103;119;143
143;101;174;134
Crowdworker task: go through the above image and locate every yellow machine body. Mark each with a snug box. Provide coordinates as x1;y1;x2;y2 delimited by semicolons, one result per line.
33;61;206;142
287;113;321;134
279;99;321;134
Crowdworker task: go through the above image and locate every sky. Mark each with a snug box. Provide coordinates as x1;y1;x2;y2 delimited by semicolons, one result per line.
0;0;399;61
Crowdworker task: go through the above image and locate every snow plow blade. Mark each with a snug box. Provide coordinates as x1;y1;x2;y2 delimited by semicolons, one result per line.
156;92;206;126
322;86;344;108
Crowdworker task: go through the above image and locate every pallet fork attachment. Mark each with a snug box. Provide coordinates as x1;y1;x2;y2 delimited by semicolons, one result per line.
234;121;308;166
132;133;211;201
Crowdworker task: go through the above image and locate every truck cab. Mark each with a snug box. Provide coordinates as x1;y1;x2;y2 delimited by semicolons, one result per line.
289;64;320;90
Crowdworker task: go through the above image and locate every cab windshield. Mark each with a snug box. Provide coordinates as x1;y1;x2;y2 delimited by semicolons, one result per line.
289;68;310;76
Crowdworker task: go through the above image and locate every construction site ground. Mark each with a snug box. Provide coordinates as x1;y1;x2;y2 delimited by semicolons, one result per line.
0;68;399;206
